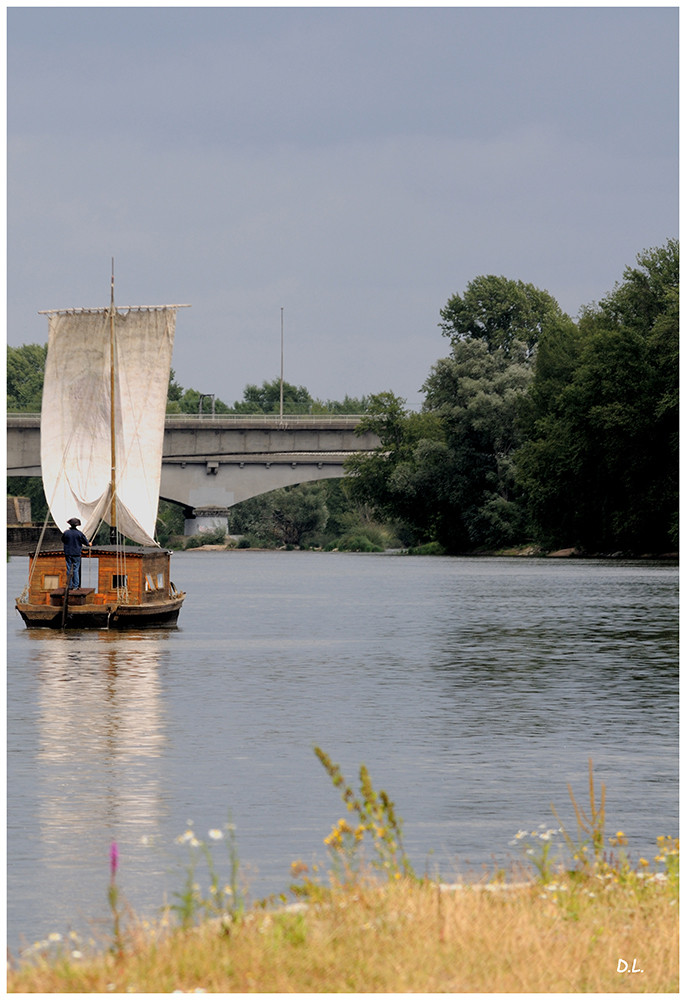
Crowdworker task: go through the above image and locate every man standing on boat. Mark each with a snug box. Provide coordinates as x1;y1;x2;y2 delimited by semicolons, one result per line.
61;517;92;590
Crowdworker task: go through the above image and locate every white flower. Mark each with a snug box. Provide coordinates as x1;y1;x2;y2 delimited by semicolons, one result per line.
208;828;223;840
176;830;201;847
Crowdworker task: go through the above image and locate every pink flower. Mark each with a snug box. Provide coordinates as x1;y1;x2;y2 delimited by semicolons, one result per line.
110;841;119;880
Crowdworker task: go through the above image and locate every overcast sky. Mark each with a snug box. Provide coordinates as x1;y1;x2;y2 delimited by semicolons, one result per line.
7;5;678;410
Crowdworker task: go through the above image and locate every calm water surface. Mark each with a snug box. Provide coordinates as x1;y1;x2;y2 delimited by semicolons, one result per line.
7;551;678;953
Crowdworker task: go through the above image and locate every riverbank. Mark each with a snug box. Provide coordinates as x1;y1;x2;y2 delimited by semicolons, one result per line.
179;539;678;559
7;866;678;993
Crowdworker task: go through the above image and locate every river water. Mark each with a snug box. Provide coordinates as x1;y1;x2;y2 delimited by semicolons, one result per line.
7;551;678;955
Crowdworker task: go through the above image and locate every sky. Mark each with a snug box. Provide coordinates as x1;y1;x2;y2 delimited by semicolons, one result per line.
6;5;678;411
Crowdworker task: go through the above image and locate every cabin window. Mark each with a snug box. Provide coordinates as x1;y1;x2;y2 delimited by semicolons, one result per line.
157;572;165;588
145;573;166;592
112;574;128;589
43;575;60;590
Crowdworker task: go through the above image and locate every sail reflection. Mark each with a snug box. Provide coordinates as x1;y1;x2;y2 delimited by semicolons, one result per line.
32;632;169;844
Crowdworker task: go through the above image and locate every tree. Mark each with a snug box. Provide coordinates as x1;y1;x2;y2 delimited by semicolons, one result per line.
345;392;447;545
421;338;533;548
344;276;567;552
310;394;371;414
439;275;567;358
516;240;678;552
229;483;329;547
230;378;314;414
7;344;48;411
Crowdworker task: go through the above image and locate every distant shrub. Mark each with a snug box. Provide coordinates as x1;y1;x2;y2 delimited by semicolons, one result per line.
185;528;227;549
405;541;446;556
333;535;384;553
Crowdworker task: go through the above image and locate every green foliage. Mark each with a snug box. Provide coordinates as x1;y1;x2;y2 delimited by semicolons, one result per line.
312;393;371;414
228;379;370;415
156;500;186;546
404;541;446;556
230;378;314;414
7;477;50;524
516;240;678;552
229;483;329;548
166;386;231;415
184;527;227;548
422;337;534;549
345;395;448;545
7;343;48;411
345;241;678;555
328;534;384;552
439;274;568;358
171;820;244;930
345;341;538;552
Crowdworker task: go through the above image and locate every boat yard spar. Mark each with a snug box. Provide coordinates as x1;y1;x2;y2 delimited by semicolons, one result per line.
15;272;189;629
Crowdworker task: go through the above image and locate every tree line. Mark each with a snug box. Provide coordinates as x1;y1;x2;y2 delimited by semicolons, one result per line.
8;239;677;553
346;239;678;554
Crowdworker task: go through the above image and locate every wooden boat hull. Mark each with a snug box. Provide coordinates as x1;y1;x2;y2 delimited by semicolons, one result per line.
17;545;184;630
15;594;185;630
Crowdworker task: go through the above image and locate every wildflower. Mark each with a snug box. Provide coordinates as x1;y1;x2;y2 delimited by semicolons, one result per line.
48;932;62;942
208;829;223;841
176;830;201;847
639;857;650;867
110;841;119;880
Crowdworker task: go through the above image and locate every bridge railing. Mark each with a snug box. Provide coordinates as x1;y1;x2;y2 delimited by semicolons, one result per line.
9;412;368;424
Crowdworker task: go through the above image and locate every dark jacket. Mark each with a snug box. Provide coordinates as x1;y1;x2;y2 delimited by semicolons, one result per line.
61;527;90;555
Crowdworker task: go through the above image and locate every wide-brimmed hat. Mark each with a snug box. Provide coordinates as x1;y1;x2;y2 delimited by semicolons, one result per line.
67;517;81;527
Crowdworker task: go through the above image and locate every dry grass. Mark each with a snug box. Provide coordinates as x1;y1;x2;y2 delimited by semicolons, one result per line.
7;873;678;993
8;756;679;993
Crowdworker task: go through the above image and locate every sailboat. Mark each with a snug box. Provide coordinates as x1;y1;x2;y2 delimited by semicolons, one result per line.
15;272;188;629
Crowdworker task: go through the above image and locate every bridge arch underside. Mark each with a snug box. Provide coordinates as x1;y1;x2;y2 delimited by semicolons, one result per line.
7;416;378;537
160;457;349;534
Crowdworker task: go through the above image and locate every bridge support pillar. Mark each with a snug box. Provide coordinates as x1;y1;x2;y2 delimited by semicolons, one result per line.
184;506;230;537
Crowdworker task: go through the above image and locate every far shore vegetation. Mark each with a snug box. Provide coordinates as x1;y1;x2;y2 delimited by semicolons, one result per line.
8;239;677;557
7;754;678;994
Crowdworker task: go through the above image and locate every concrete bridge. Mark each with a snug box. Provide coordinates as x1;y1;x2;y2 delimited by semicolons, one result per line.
7;413;380;534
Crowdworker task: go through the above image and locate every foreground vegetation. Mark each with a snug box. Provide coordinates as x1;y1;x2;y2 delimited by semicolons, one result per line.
8;756;678;994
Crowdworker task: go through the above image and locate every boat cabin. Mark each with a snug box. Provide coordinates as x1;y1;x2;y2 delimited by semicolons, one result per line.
26;545;175;608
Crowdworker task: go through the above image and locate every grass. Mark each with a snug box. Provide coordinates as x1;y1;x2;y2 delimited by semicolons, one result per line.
7;756;679;994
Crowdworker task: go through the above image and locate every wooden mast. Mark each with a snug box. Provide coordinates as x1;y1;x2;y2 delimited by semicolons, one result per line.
109;259;117;544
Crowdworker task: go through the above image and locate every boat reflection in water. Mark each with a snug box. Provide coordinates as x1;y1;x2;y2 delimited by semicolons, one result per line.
27;630;170;937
